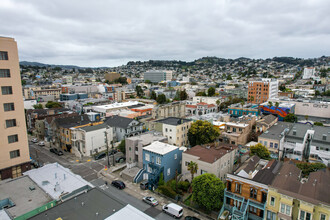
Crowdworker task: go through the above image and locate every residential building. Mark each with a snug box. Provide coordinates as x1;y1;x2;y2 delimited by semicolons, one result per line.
255;115;278;133
104;115;144;142
141;141;183;189
60;93;88;101
151;101;186;119
50;115;92;151
248;78;278;104
125;132;167;169
219;156;281;220
281;124;330;166
258;122;293;159
302;67;316;79
219;115;256;146
23;86;61;100
0;37;31;180
152;117;192;146
144;70;173;83
105;72;120;82
71;123;113;157
192;96;221;105
266;161;330;220
228;103;259;117
186;102;217;116
181;143;238;181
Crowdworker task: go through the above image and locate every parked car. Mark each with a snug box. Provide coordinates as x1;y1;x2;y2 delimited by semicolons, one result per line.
142;197;158;206
108;149;118;155
38;141;45;146
50;148;63;156
140;180;149;190
111;180;125;189
185;217;200;220
94;152;106;160
30;159;42;168
162;203;183;218
115;156;126;163
31;138;38;143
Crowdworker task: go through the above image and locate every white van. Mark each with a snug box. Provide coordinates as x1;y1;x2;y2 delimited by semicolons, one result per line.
162;203;183;218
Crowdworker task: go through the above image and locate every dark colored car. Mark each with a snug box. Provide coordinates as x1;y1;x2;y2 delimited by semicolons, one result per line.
185;217;200;220
115;156;126;163
111;180;125;189
140;180;149;190
108;149;118;156
50;148;64;156
94;152;106;160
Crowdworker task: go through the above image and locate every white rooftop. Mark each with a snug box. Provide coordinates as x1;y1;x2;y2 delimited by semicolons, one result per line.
0;210;11;220
23;163;94;200
226;122;249;128
92;101;139;112
143;141;178;155
106;204;155;220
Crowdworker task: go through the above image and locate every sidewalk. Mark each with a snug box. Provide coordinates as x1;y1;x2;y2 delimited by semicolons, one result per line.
98;167;216;220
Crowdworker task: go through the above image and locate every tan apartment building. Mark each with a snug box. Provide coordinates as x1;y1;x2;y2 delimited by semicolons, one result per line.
105;72;120;82
151;101;186;119
248;78;278;104
23;86;61;100
181;143;238;182
0;37;30;180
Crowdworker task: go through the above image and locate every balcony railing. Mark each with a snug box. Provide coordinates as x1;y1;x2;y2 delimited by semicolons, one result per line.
249;199;266;210
248;213;264;220
224;189;244;203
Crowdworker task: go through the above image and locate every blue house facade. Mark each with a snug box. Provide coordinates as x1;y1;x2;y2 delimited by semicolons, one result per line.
228;103;259;117
141;141;182;189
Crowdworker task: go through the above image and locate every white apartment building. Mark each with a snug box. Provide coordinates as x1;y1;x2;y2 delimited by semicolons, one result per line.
71;123;113;157
302;67;316;79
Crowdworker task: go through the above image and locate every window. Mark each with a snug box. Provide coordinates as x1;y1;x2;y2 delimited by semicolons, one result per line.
280;203;291;216
266;210;276;220
1;86;13;95
10;150;20;159
270;142;273;148
8;134;18;143
6;119;17;128
174;154;177;159
156;157;161;165
235;183;242;194
165;128;168;132
4;103;15;111
270;197;275;206
250;188;257;199
264;141;268;147
147;165;152;173
0;69;10;78
320;214;327;220
274;143;278;149
0;51;8;60
299;210;312;220
167;168;170;176
201;170;207;174
145;153;150;161
233;127;236;132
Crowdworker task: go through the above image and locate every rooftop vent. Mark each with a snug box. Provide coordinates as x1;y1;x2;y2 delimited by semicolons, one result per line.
323;134;327;141
293;130;297;135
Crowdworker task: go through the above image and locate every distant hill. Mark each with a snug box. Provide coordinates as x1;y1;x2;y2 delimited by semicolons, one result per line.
20;61;82;69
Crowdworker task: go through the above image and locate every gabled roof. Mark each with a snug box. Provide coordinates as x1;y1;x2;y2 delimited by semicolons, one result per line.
79;123;107;132
104;115;140;129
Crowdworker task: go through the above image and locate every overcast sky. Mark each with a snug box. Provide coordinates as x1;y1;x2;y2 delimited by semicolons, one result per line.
1;0;329;67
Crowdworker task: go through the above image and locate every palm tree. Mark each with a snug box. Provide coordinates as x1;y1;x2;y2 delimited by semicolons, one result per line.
216;99;221;112
268;101;273;108
187;161;198;182
275;102;279;108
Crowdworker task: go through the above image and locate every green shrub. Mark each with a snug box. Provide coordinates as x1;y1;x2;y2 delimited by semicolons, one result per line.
158;185;176;199
178;181;190;192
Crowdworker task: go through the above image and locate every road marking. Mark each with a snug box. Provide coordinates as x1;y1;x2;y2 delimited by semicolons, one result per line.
76;160;79;162
87;159;91;162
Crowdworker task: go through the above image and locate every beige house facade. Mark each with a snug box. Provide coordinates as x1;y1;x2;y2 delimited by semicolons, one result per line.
0;37;31;180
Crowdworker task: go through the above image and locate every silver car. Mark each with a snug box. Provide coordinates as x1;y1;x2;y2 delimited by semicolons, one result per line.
142;197;158;206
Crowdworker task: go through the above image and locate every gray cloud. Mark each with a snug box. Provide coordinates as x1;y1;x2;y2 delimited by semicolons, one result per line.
1;0;329;67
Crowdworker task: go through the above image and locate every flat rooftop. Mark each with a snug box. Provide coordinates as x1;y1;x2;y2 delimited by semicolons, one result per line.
30;188;126;220
92;101;139;110
23;163;94;200
156;117;192;126
126;132;167;146
0;176;52;218
143;141;178;155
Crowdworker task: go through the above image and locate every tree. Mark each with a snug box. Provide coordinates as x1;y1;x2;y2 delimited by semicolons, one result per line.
191;173;225;212
216;99;221;111
322;90;330;96
304;115;309;121
158;172;165;186
188;120;220;147
145;80;151;84
118;140;125;154
315;90;321;96
179;89;188;100
314;122;324;126
135;85;144;98
150;91;157;100
226;74;232;80
284;113;297;123
275;102;280;108
156;94;167;104
33;104;43;109
296;162;326;177
250;143;270;159
279;84;286;91
21;80;26;86
196;91;207;96
45;101;62;108
114;77;128;84
187;161;198;181
207;87;215;97
240;100;245;108
268;101;273;107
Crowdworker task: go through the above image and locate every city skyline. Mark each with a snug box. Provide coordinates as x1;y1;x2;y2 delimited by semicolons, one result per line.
1;0;329;67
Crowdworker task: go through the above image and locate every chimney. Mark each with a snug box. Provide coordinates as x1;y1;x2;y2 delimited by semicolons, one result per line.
293;130;296;135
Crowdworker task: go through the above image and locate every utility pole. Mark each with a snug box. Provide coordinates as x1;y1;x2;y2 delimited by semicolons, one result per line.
104;130;110;167
112;140;115;166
